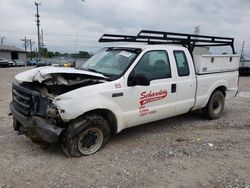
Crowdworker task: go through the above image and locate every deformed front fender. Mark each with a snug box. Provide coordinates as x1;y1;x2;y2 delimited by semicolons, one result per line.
53;94;126;133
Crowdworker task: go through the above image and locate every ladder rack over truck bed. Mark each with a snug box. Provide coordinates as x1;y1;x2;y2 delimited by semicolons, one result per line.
99;30;236;54
99;30;239;74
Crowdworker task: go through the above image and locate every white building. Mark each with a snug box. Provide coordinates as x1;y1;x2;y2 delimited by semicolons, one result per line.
0;45;27;63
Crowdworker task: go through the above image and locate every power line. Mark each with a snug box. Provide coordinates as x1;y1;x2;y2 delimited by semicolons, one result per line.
0;29;100;39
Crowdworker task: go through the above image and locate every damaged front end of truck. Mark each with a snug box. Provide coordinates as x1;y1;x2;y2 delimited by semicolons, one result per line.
9;66;107;146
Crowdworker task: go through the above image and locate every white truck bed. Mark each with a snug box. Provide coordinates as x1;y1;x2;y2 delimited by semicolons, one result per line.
193;70;238;110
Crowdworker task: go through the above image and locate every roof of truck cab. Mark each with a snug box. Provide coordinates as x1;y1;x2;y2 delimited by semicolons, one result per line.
107;44;186;51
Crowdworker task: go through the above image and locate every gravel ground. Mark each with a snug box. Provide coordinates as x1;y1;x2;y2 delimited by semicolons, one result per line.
0;67;250;188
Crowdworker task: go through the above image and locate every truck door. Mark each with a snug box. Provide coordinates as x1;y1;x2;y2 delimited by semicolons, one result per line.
122;50;177;128
172;50;196;114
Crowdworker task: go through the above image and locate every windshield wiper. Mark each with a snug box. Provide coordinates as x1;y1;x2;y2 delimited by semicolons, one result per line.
82;68;117;81
82;68;110;78
86;68;98;73
81;67;99;73
85;68;104;74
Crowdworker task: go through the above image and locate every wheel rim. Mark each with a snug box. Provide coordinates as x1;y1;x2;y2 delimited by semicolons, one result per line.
212;95;222;114
77;128;104;155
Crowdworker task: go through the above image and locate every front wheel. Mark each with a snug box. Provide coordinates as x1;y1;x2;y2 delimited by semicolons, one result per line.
202;90;225;120
61;114;110;157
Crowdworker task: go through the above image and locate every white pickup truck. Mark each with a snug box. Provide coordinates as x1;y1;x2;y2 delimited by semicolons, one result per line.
10;30;239;157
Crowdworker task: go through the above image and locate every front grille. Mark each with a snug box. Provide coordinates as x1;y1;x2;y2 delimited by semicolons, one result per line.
12;82;39;116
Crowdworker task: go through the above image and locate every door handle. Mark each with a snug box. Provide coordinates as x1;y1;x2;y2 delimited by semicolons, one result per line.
171;83;176;93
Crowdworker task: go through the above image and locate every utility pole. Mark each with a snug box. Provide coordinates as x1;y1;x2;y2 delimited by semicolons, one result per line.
35;2;41;60
27;39;32;52
74;32;78;67
21;37;28;51
0;36;5;45
27;39;35;60
40;28;45;58
41;29;44;48
194;25;200;35
29;40;35;52
240;41;245;60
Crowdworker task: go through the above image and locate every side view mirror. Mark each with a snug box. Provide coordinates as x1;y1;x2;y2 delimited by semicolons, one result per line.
128;74;150;86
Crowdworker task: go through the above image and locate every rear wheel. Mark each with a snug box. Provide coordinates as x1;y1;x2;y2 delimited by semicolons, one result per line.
61;114;110;157
202;90;225;119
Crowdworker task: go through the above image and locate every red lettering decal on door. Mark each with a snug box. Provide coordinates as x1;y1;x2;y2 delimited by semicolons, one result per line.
139;90;168;106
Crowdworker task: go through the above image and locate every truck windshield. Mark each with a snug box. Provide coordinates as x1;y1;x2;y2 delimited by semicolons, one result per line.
81;48;139;79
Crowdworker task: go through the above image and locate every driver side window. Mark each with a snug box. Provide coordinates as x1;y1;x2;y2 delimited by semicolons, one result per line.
133;50;171;80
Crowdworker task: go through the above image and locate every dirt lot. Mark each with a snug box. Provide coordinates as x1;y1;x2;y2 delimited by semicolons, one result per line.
0;67;250;188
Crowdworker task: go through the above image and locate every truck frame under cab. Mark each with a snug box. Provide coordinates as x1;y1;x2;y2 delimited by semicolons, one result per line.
9;30;239;157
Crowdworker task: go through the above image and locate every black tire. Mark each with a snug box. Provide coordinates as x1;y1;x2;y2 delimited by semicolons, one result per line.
202;90;225;120
60;114;110;157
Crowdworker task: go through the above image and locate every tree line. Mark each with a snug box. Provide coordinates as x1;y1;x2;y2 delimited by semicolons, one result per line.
28;48;93;59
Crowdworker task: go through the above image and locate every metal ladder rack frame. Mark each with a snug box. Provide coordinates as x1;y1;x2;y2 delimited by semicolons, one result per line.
99;30;236;54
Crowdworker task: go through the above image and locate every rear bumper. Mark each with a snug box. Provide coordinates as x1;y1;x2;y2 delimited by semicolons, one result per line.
10;102;64;143
226;88;238;100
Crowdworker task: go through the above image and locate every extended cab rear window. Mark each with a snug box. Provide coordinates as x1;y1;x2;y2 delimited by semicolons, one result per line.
173;50;190;76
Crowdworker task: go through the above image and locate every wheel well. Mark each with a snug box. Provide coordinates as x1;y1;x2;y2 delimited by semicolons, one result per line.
214;86;226;96
84;109;117;134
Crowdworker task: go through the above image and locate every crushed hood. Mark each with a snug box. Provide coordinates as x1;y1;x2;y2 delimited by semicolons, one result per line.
15;66;106;83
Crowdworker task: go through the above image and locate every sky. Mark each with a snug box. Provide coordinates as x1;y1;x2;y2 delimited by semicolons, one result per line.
0;0;250;56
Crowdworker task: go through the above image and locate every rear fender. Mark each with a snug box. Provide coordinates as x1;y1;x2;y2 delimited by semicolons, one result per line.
203;80;228;107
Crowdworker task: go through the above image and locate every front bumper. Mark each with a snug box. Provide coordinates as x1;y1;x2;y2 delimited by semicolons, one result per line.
10;102;64;143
